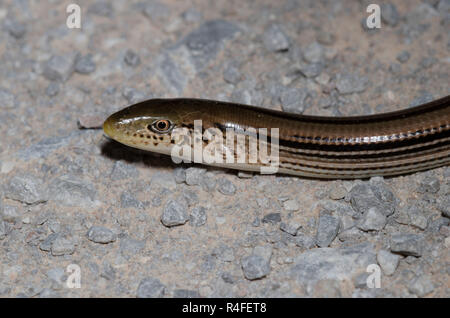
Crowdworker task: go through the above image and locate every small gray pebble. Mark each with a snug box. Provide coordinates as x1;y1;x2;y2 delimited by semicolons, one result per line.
182;8;202;23
280;87;309;114
77;114;104;129
262;213;281;224
152;196;162;207
120;191;144;209
241;254;270;280
404;255;418;264
280;221;301;236
303;42;324;64
120;236;145;258
189;206;207;226
390;233;424;257
4;175;48;204
45;82;60;97
381;3;400;26
87;226;116;244
182;190;198;207
1;205;21;223
51;237;75;256
283;199;300;211
317;31;336;45
217;179;236;195
418;176;440;193
100;262;116;281
299;63;323;78
30;213;46;227
182;20;239;70
173;167;186;184
47;220;61;233
88;1;114;17
5;19;26;38
223;64;242;84
39;233;59;252
329;185;347;200
408;275;434;297
427;217;449;233
263;24;289;52
436;196;450;217
0;221;12;239
357;207;387;232
377;250;400;276
185;167;206;186
161;199;189;227
237;171;254;178
291;242;376;289
420;57;437;69
407;205;428;230
316;214;340;247
124;49;141;67
221;272;235;284
136;278;166;298
349;182;396;217
389;63;401;74
335;73;369;95
201;174;217;192
75;54;96;74
214;245;235;262
42;53;78;82
396;51;411;63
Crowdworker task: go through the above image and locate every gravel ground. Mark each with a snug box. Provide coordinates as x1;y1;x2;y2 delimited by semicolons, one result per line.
0;0;449;298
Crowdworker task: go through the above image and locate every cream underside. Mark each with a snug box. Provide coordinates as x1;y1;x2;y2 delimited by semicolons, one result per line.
127;142;449;179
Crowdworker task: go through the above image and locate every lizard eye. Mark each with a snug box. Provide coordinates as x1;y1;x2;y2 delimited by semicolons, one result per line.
149;119;173;133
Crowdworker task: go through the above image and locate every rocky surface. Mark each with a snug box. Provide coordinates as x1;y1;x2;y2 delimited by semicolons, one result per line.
0;0;448;298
